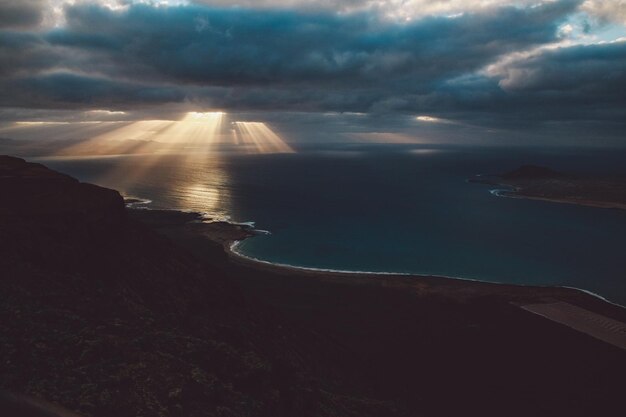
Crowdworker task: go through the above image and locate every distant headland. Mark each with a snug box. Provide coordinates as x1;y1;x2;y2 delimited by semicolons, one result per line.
470;164;626;209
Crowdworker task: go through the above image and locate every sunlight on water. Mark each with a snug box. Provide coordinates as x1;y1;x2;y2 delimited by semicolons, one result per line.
95;154;234;220
179;183;224;215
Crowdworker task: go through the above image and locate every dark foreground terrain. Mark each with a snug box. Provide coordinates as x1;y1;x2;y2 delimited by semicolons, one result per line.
1;156;625;417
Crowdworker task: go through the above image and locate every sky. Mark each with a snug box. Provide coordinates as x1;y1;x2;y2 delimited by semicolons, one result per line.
0;0;625;148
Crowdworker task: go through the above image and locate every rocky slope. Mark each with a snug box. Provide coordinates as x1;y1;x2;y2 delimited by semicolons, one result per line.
0;155;400;417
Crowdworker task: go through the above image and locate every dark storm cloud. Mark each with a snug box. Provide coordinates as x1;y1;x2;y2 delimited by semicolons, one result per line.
496;41;626;98
0;72;186;108
431;41;626;125
0;0;45;29
1;1;576;109
0;31;68;78
1;0;625;139
47;1;573;88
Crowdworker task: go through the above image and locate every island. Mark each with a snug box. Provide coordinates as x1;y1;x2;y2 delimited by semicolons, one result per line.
1;155;625;417
471;164;626;209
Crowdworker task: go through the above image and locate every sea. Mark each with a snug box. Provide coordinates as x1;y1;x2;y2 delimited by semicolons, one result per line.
34;144;626;305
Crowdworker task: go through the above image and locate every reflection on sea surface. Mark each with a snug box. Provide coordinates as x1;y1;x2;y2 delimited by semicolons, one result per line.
91;154;233;221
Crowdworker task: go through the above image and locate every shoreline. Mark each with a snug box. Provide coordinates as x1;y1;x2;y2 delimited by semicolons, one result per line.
495;191;626;210
126;202;626;314
489;188;626;210
227;238;626;310
216;217;626;351
127;205;626;308
471;172;626;211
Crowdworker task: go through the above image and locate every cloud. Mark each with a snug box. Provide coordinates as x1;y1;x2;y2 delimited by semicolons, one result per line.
190;1;570;21
0;0;46;29
1;1;575;109
61;1;575;86
0;72;186;108
581;0;626;25
1;0;625;144
421;39;626;129
493;40;626;95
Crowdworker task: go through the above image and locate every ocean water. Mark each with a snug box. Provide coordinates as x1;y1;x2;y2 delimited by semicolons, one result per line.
35;145;626;305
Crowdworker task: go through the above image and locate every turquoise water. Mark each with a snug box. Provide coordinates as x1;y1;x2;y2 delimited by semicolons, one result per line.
36;145;626;305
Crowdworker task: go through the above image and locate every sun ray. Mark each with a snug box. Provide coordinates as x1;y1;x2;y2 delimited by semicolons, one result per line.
232;122;294;154
93;112;226;186
57;120;175;156
2;111;297;220
160;112;224;150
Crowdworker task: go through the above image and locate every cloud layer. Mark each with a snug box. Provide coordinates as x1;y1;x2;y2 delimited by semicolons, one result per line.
1;0;625;143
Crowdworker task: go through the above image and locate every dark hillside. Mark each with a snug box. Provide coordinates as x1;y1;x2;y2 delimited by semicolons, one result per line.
0;155;399;417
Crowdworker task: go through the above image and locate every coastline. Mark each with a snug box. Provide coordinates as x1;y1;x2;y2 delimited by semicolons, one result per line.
127;204;626;318
127;199;626;320
495;191;626;210
471;171;626;211
222;226;626;351
227;236;626;310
